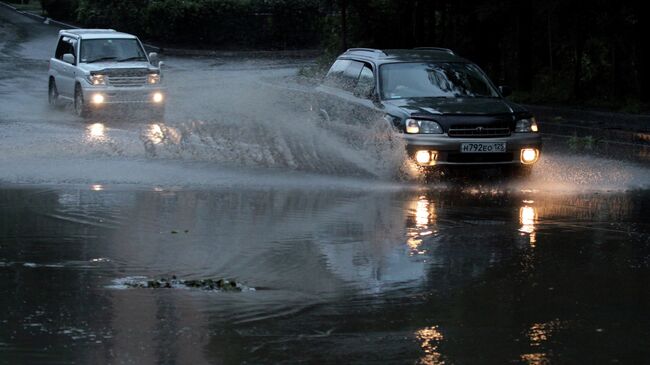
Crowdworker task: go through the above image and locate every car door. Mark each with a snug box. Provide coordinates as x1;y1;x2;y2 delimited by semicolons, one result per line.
50;36;77;98
315;59;364;122
349;64;384;127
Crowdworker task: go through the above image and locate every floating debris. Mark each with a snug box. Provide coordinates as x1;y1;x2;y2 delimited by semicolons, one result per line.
112;276;253;292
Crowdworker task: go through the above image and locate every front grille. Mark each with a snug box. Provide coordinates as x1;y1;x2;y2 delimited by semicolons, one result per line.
447;152;513;163
448;127;511;138
104;68;149;87
108;76;148;87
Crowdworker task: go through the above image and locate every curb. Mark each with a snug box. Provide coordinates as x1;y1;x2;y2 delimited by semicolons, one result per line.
160;47;321;59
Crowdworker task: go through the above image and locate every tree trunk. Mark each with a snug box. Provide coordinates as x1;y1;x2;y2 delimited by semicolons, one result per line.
547;10;553;76
339;0;348;51
573;38;585;100
517;0;533;91
638;7;650;102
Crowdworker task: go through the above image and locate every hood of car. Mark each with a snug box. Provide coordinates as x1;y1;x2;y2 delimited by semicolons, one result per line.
78;61;154;73
383;97;523;116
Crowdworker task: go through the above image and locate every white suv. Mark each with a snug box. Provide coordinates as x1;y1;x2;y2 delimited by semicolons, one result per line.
48;29;165;118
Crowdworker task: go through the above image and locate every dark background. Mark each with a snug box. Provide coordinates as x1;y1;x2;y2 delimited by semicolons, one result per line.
12;0;650;111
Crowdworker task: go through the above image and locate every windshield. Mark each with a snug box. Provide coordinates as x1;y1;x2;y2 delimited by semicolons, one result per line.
79;38;147;63
380;62;499;100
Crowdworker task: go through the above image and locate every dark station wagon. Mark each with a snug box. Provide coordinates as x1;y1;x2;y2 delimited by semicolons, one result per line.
314;48;542;177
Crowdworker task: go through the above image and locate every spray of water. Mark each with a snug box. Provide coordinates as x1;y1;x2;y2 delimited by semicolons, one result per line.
0;56;647;190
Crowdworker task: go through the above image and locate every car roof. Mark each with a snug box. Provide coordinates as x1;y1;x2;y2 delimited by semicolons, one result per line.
339;48;469;65
59;29;137;40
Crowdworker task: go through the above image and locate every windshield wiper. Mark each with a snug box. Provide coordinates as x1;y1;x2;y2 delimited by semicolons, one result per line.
117;56;146;62
86;56;117;63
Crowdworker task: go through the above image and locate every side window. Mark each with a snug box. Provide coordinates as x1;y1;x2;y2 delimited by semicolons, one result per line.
343;61;364;84
54;37;67;59
324;60;352;88
354;65;375;98
69;39;78;64
54;36;75;62
324;59;365;91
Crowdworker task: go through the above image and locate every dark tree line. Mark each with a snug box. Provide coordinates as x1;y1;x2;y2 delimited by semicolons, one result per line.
39;0;650;108
328;0;650;107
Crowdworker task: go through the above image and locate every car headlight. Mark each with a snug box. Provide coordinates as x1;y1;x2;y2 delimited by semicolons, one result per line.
88;74;105;85
515;118;539;133
148;74;161;84
405;119;443;134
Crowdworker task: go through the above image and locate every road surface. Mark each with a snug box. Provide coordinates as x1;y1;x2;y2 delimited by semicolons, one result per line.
1;6;649;364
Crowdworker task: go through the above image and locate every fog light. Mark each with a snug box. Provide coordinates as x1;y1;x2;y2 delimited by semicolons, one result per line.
415;150;431;164
92;93;104;104
521;148;539;164
415;150;438;165
152;92;164;103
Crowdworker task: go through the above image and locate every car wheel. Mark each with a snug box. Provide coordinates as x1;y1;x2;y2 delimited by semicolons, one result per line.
48;79;60;108
74;85;90;118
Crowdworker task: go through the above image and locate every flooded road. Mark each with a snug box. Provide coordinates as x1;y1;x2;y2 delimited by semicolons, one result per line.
2;5;650;364
1;187;649;364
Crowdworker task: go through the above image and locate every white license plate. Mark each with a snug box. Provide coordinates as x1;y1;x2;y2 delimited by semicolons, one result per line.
460;142;506;153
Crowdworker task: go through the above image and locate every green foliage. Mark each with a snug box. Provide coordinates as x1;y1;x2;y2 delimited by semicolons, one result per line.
77;0;321;48
40;0;650;110
568;135;600;151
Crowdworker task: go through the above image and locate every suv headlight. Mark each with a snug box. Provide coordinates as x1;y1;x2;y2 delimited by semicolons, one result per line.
148;74;161;84
405;119;443;134
515;118;539;133
88;74;106;85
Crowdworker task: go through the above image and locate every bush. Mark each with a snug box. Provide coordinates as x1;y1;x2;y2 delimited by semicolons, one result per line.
40;0;78;21
72;0;321;48
76;0;148;35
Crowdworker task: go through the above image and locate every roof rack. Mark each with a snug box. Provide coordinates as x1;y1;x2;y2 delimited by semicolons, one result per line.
63;29;117;34
414;47;455;55
345;48;388;56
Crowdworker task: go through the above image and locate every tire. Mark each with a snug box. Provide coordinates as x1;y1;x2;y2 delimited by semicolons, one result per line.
48;79;60;108
74;85;90;118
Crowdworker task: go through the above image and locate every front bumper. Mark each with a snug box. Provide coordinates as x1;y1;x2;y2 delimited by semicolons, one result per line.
404;133;542;166
82;86;166;106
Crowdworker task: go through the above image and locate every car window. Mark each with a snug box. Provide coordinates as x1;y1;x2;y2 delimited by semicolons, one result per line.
324;59;365;91
54;36;75;60
354;65;375;98
380;62;499;99
79;38;147;63
324;60;351;88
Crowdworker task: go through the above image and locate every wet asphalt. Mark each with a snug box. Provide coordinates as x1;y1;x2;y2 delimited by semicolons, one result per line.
1;5;650;365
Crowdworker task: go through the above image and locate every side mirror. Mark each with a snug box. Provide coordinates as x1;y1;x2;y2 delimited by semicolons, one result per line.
499;85;512;97
158;61;164;69
62;53;75;65
149;52;159;66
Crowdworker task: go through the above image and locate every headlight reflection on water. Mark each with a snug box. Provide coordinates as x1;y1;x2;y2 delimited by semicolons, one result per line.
407;196;437;254
146;123;181;145
147;124;165;145
416;326;445;365
86;123;106;142
519;204;538;246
